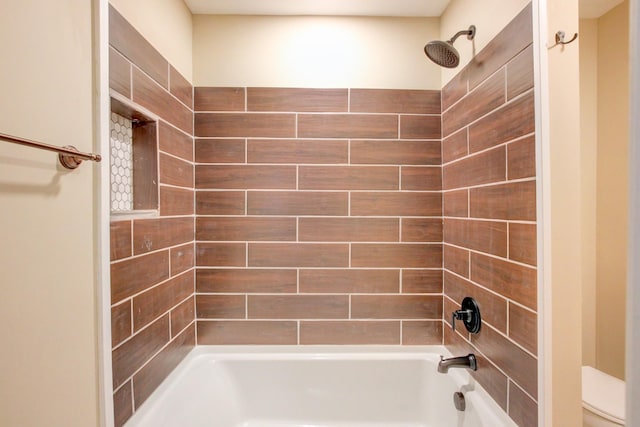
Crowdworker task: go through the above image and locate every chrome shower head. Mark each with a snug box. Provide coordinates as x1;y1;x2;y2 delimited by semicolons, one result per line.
424;25;476;68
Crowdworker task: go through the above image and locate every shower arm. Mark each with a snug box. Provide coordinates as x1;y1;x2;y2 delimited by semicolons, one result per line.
448;26;476;44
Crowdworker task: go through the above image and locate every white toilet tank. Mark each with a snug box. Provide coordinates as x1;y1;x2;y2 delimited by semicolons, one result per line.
582;366;625;426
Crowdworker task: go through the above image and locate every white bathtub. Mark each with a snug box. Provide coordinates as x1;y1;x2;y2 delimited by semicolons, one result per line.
125;346;516;427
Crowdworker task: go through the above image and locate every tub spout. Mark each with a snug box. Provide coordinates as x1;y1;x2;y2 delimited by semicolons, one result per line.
437;354;477;373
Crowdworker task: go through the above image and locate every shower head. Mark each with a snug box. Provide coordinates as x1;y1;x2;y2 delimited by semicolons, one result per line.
424;25;476;68
424;40;461;68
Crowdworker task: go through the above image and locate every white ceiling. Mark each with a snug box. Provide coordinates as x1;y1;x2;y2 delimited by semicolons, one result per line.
185;0;624;19
184;0;451;17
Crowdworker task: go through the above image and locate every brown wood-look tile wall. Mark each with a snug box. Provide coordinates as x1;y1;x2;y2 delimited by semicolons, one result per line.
441;4;537;427
194;86;442;348
109;6;195;426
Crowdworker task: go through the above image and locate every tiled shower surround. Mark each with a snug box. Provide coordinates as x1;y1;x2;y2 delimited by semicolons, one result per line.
442;5;537;427
193;87;444;345
108;3;536;427
108;6;196;427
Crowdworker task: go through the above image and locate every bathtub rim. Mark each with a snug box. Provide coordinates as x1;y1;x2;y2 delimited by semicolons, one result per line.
189;343;451;359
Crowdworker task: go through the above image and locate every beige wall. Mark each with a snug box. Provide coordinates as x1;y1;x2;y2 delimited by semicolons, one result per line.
0;0;100;426
580;18;598;367
193;15;441;89
439;0;531;86
544;0;584;424
595;0;629;380
578;1;629;380
109;0;193;82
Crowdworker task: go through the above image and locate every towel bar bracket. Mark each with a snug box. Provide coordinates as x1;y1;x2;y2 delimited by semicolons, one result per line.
58;146;85;170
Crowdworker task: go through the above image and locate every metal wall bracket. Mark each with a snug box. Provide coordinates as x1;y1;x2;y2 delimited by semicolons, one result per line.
549;30;578;48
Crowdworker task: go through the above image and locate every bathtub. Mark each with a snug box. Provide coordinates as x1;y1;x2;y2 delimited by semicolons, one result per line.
124;346;516;427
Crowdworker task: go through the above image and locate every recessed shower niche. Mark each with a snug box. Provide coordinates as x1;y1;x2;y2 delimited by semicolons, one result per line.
109;98;158;214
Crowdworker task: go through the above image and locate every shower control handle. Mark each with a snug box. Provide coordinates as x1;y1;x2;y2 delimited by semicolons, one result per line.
452;309;473;332
451;297;482;334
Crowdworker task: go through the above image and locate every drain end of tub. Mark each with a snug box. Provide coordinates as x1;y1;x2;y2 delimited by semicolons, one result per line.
453;391;466;411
